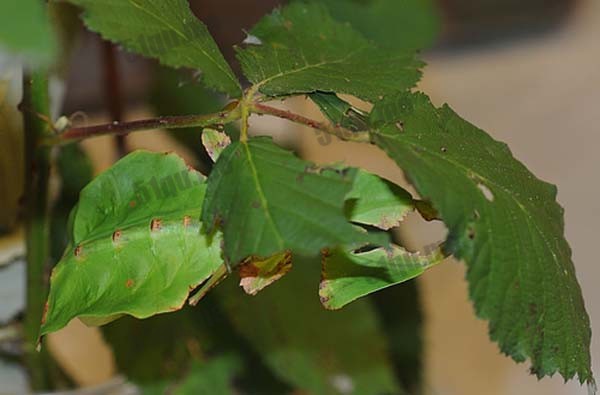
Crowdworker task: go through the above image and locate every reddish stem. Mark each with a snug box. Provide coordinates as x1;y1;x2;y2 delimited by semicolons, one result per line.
251;102;370;143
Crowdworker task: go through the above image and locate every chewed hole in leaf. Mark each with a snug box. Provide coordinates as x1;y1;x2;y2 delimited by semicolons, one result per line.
477;183;495;202
467;227;476;240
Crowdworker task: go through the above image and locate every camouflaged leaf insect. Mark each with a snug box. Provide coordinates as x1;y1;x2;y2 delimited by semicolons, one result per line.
41;151;224;335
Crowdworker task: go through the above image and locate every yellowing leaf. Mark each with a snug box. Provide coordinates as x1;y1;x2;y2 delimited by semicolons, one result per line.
41;151;223;335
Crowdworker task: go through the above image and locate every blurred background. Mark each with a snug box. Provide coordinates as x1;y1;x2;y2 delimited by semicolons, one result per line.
0;0;598;394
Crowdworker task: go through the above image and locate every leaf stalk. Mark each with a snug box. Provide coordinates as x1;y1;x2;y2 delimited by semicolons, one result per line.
250;102;371;143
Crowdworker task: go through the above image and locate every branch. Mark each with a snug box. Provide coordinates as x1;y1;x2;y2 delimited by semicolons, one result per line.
250;102;371;143
43;103;241;145
21;71;53;390
101;40;128;158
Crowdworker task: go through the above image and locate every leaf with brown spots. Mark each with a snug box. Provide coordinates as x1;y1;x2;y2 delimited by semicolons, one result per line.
41;151;224;336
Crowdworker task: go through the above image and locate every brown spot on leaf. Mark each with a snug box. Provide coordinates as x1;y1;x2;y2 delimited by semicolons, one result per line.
129;200;136;208
183;216;192;228
239;252;292;295
74;245;83;258
41;302;49;325
318;280;327;291
467;227;476;240
125;279;135;288
251;201;261;209
112;230;122;243
150;219;162;232
529;303;538;316
239;262;260;278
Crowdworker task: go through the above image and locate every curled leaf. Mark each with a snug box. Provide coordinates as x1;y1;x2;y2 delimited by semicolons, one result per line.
239;251;292;296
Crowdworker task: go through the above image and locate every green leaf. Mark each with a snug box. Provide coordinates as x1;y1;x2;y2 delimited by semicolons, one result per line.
0;1;56;65
371;281;424;393
310;92;369;132
170;357;242;395
41;151;223;336
370;92;593;384
347;170;415;230
320;245;444;309
322;0;440;52
104;300;291;393
51;144;94;263
217;258;405;394
66;0;241;96
202;136;381;266
238;2;423;101
136;356;242;395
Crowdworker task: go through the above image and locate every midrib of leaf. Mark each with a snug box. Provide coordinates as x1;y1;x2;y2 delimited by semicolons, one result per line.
253;48;360;92
126;0;239;93
242;142;285;251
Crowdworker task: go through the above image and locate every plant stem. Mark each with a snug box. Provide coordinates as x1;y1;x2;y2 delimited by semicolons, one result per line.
44;104;241;145
250;102;371;143
21;71;53;391
40;97;370;146
101;40;128;158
